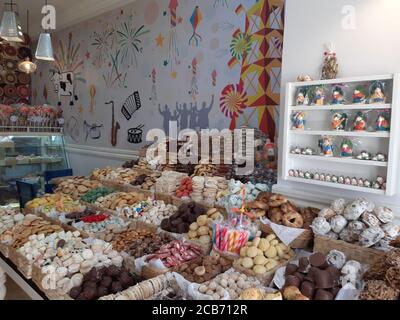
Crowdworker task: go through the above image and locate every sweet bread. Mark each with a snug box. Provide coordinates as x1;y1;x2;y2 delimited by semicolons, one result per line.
282;212;304;228
270;210;284;224
256;192;272;204
268;194;288;207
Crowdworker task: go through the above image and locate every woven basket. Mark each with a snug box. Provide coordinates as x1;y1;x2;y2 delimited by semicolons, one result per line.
142;264;170;279
0;243;10;258
8;247;20;267
313;235;386;265
260;223;314;249
155;192;173;205
31;263;45;292
232;258;288;286
8;249;32;279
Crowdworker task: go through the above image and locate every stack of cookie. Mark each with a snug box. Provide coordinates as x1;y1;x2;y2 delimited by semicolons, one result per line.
155;171;188;195
191;176;228;205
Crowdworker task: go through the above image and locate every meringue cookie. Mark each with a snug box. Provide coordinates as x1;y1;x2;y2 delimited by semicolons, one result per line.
359;226;385;247
71;273;83;287
327;250;347;269
331;199;346;214
57;278;73;294
374;207;394;224
381;223;400;239
342;260;362;274
318;208;336;219
344;200;366;221
82;249;94;260
68;263;80;274
361;212;381;228
330;215;348;233
311;217;331;235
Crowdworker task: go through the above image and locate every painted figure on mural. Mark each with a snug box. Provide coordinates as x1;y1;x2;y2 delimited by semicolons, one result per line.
177;103;190;129
197;95;214;129
158;104;172;133
189;103;198;129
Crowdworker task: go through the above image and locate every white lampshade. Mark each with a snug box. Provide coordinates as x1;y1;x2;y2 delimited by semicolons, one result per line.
35;32;54;61
0;11;24;42
18;58;37;74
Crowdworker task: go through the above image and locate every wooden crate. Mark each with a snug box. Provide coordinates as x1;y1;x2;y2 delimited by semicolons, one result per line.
260;223;314;249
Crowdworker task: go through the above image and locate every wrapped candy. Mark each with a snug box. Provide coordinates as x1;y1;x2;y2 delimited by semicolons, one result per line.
376;111;390;131
331;112;348;131
369;81;386;103
319;136;334;156
352;85;367;104
352;111;367;131
291;111;305;130
340;138;353;158
330;86;346;104
296;87;309;105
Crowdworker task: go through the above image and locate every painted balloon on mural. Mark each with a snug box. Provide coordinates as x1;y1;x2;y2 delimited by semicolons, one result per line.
144;1;160;25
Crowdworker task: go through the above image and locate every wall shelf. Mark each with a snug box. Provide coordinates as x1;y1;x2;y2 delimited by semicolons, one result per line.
288;154;388;167
291;103;391;111
289;130;390;138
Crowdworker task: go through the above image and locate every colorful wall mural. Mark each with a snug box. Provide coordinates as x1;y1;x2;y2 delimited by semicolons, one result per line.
33;0;284;149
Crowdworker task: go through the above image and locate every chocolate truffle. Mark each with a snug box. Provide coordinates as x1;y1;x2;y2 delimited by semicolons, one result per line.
294;272;305;282
314;289;334;300
328;286;341;297
315;269;335;289
285;264;298;276
97;286;109;298
300;281;315;300
69;287;82;299
111;281;123;294
298;257;310;273
101;276;113;288
83;281;98;289
57;239;66;248
309;252;328;268
284;275;301;288
83;287;98;300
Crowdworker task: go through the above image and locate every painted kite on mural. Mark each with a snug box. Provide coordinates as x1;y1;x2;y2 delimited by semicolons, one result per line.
189;6;203;47
220;0;284;141
51;33;86;106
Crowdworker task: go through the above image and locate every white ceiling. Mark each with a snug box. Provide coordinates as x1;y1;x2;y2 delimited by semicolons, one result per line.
1;0;137;40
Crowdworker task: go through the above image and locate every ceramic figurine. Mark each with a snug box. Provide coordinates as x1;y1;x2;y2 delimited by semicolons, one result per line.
331;86;345;104
325;174;332;182
364;180;371;188
352;85;367;104
291;147;302;154
352;111;367;131
351;177;358;186
320;174;326;181
291;111;306;130
303;147;315;155
340;138;353;158
376;176;385;185
356;151;371;160
331;175;338;183
305;172;312;179
331;112;348;131
314;173;320;180
299;171;305;178
357;178;365;187
376;111;390;131
373;182;381;189
307;87;325;106
289;170;295;177
294;170;300;177
372;153;387;162
338;176;345;184
296;87;309;105
369;81;386;103
344;177;351;185
319;136;334;157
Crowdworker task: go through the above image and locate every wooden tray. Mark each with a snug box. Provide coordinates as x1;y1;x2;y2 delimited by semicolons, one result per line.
260;223;314;249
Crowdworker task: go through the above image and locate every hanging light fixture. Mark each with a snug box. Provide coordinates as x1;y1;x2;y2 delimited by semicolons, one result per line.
18;10;37;73
0;1;24;42
35;0;54;61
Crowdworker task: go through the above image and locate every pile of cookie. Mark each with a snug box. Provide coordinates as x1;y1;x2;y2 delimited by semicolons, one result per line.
55;177;102;199
25;194;85;216
0;208;24;236
130;173;160;191
360;249;400;300
187;208;224;245
155;171;188;195
69;266;141;300
191;176;228;205
265;194;318;229
138;201;178;226
91;167;140;184
311;198;399;248
7;215;63;249
173;255;232;283
94;192;146;211
192;163;217;177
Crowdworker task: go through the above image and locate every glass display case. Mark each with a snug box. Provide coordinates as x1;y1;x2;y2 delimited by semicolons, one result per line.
0;133;69;205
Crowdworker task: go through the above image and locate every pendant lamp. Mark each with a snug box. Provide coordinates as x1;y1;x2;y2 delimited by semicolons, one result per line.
35;0;54;61
0;1;24;42
18;10;37;73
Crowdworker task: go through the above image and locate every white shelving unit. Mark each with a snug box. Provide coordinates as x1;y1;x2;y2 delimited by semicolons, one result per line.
279;74;400;196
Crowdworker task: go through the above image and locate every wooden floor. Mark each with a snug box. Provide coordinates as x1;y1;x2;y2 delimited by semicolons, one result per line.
4;275;31;300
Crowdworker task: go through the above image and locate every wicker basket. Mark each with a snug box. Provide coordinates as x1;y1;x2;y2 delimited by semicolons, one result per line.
232;258;288;286
8;246;20;267
0;243;10;258
260;223;314;249
313;235;386;265
8;248;32;279
155;192;173;205
141;264;170;279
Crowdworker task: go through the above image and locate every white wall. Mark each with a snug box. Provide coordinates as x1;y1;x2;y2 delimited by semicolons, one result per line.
277;0;400;213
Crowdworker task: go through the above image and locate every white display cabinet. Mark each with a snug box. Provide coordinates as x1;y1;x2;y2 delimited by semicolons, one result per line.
279;74;400;197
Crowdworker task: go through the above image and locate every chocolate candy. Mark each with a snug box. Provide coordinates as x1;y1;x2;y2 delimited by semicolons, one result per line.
285;263;298;276
309;252;328;268
314;289;334;300
294;272;305;282
298;257;310;273
315;269;334;289
284;275;301;288
161;202;205;234
300;281;315;299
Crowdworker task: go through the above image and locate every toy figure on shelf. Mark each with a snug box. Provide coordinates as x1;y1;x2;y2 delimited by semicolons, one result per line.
318;136;334;157
376;111;390;131
291;111;306;130
340;138;353;158
309;86;326;105
331;112;348;131
331;86;345;104
352;111;367;131
369;81;386;103
356;151;372;160
352;85;367;104
296;87;308;105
